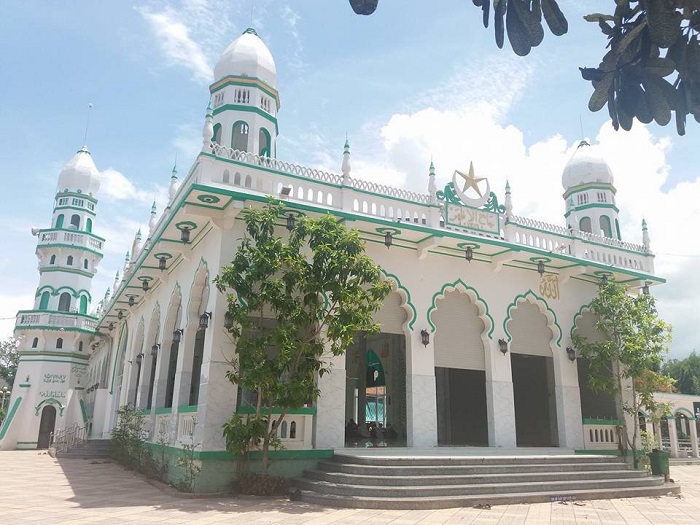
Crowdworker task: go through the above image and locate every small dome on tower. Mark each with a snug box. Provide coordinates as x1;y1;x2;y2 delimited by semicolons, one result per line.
56;146;100;195
214;28;276;87
562;141;614;190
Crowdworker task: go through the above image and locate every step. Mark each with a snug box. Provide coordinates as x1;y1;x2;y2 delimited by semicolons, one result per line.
332;453;619;467
298;483;680;510
303;468;647;487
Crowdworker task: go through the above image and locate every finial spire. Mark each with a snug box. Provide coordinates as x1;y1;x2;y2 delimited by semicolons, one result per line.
149;201;158;236
428;160;437;203
341;136;351;184
82;103;93;147
504;180;513;219
642;218;650;251
202;103;214;152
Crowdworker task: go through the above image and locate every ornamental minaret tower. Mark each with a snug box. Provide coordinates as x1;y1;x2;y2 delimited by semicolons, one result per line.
208;28;279;158
0;145;103;450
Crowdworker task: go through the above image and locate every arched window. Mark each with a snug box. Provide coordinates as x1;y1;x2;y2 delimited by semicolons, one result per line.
259;128;271;157
79;295;88;314
56;338;63;349
39;291;50;310
58;292;71;312
49;255;56;265
67;255;73;266
579;217;592;233
232;121;249;151
223;170;230;184
212;123;222;145
55;214;64;229
86;218;92;233
32;337;38;348
615;218;622;240
599;215;613;238
83;258;89;269
78;341;84;352
70;214;80;229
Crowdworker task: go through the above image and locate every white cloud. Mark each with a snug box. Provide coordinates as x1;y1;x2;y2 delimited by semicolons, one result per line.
0;294;34;342
99;168;165;206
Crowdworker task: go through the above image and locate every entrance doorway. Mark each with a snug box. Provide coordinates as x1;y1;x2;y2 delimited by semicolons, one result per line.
37;405;57;449
345;332;407;447
512;354;557;446
436;368;487;446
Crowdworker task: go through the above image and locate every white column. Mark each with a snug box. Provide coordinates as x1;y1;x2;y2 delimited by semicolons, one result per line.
314;352;346;449
690;418;699;458
668;417;680;458
485;341;516;448
406;330;437;447
655;421;663;451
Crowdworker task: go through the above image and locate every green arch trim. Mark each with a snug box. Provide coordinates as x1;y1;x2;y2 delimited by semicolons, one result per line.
570;302;595;340
503;289;562;346
185;258;211;326
379;269;417;330
426;279;494;337
35;398;65;417
109;323;129;394
674;407;696;420
36;285;57;297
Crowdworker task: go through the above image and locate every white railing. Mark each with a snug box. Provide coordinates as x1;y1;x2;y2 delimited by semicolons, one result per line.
177;413;197;443
583;421;620;450
17;311;98;331
38;230;104;250
51;423;88;453
273;412;313;450
155;413;171;440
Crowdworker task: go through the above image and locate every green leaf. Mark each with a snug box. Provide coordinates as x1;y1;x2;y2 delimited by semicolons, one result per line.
589;71;615;112
506;1;533;56
644;57;675;77
494;0;506;49
584;13;616;23
646;0;681;48
541;0;568;36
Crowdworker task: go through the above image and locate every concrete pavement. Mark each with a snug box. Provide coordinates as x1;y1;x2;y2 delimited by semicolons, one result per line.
1;450;700;524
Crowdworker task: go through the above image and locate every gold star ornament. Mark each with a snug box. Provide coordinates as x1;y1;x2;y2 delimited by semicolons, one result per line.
456;162;486;197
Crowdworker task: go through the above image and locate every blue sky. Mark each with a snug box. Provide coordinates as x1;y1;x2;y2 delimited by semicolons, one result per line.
1;1;698;357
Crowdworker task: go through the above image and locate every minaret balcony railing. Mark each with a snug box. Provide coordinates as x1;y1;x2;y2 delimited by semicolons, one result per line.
16;310;98;331
37;229;104;251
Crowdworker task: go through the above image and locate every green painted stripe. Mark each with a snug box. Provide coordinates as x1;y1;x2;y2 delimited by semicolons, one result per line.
212;104;278;134
142;441;333;461
582;418;623;425
39;267;95;278
16;441;38;444
178;405;198;413
79;399;88;426
54;205;97;216
564;183;616;199
210;76;280;101
0;396;22;440
35;244;104;257
574;449;621;456
236;406;316;415
155;407;173;415
54;191;98;204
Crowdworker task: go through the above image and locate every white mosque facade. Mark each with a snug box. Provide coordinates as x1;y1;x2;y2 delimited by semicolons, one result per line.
3;28;693;490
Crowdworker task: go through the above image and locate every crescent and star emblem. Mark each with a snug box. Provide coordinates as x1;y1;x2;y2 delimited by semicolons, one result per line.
452;161;490;207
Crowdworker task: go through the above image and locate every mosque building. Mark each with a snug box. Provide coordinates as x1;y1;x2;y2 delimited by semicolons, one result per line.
3;28;690;489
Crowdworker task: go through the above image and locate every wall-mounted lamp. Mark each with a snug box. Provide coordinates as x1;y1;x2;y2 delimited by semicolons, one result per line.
224;311;234;330
128;296;135;307
108;322;115;331
465;247;473;263
498;338;509;355
151;343;161;357
181;226;191;243
384;231;393;248
642;283;650;295
117;310;124;320
199;311;212;330
420;329;430;347
159;256;167;271
279;185;292;198
601;273;609;284
537;260;545;276
135;352;144;366
286;213;296;231
566;346;577;362
142;280;149;292
173;328;184;343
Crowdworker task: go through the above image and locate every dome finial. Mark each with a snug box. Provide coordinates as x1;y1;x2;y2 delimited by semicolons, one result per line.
341;136;351;184
428;160;437;203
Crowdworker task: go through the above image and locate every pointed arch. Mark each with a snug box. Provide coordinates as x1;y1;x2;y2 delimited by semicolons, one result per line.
259;127;271;157
232;120;249;151
212;123;222;145
109;322;129;394
379;269;416;330
186;259;211;326
570;302;595;340
427;279;494;338
34;398;65;417
503;290;562;346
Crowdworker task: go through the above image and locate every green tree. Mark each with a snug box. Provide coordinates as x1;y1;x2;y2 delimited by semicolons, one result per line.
350;1;700;135
662;350;700;394
0;338;19;389
572;278;673;469
214;200;391;475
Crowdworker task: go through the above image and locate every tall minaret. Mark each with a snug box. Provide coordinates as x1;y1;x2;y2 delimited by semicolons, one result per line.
209;28;279;158
0;145;103;450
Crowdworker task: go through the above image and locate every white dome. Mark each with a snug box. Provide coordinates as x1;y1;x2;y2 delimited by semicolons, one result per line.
56;146;100;196
562;141;614;190
214;28;276;87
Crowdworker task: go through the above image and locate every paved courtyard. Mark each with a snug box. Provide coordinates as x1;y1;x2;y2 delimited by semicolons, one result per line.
1;451;700;524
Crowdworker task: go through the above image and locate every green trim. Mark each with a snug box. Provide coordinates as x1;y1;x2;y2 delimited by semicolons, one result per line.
19;383;31;388
582;418;623;426
570;302;595;340
426;279;495;337
55;190;98;203
444;202;501;235
14;326;96;335
35;398;64;417
564;202;620;217
79;399;88;426
36;243;103;258
575;449;621;456
18;308;96;319
16;441;38;444
674;407;696;419
143;441;333;461
380;270;417;330
0;396;22;440
564;183;616;199
53;205;97;217
503;290;563;346
37;228;106;242
212;104;278;134
236;406;316;415
155;407;173;415
40;267;95;278
210;76;280;102
178;405;198;413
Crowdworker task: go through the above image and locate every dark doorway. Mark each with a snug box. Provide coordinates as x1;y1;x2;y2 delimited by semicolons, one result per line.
512;354;558;446
37;405;57;449
577;357;617;419
189;329;205;406
436;367;488;446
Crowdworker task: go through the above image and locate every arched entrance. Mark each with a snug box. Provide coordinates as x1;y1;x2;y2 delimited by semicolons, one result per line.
345;291;407;447
507;301;558;447
37;405;57;449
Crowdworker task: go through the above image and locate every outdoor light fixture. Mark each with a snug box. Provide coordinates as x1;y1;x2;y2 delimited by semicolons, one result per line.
286;213;295;231
108;322;115;331
142;280;149;292
384;231;393;248
199;311;212;330
224;311;234;330
173;328;183;343
180;226;191;243
566;346;577;362
280;185;292;197
128;296;135;307
159;256;167;271
642;283;650;295
537;260;545;276
498;338;509;355
151;343;161;357
118;310;124;320
601;273;609;284
420;329;430;347
465;247;473;263
135;352;144;366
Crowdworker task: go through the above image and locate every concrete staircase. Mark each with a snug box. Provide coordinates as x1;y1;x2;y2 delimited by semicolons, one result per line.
50;439;111;460
295;453;680;509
